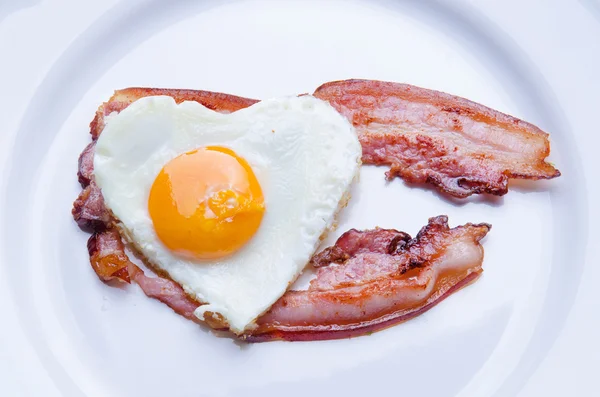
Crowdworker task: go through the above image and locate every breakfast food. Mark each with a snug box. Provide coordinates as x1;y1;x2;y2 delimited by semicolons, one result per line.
86;215;489;341
248;216;490;341
88;228;201;321
90;94;361;333
75;88;258;283
314;79;561;197
73;80;560;341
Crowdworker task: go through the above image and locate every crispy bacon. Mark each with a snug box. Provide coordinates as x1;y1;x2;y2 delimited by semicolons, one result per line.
246;216;490;342
87;228;201;317
128;263;200;321
310;228;410;267
72;181;111;231
73;86;504;340
84;215;491;341
78;141;95;186
314;79;561;198
87;228;131;283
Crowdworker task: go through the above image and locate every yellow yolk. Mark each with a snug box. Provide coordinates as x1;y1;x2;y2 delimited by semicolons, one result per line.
148;146;265;260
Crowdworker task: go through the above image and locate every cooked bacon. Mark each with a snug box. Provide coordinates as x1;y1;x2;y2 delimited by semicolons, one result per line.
314;79;561;198
310;228;410;267
246;216;490;342
128;263;200;321
89;101;129;140
72;181;111;231
85;214;491;341
87;228;202;317
77;141;96;186
87;228;131;283
90;87;259;140
74;85;505;340
85;83;560;199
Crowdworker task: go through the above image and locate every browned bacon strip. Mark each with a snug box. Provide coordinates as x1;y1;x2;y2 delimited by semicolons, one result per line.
72;181;111;231
78;141;95;186
87;228;131;283
128;263;200;321
246;216;490;342
314;79;561;198
310;228;410;267
85;216;490;341
87;228;202;317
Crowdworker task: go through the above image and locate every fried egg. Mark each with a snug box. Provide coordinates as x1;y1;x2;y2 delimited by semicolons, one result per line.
93;95;361;333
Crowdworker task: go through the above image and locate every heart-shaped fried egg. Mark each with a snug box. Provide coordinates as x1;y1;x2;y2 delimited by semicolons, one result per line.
93;95;361;333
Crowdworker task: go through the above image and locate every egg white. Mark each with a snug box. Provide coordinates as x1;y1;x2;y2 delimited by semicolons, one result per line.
93;95;361;333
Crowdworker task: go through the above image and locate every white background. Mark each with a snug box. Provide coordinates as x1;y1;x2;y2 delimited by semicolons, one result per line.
0;1;598;396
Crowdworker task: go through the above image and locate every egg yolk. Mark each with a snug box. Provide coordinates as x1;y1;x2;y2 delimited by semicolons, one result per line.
148;146;265;260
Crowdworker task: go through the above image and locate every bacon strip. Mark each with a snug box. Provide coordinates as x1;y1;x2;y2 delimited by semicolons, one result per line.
87;228;201;317
78;141;95;186
87;228;131;283
310;228;410;267
72;181;111;231
314;79;561;198
128;263;200;321
245;216;490;342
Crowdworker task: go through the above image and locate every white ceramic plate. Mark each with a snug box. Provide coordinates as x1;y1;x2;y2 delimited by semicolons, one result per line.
1;1;596;396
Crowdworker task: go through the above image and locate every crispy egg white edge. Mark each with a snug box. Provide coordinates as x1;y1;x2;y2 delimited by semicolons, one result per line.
93;95;362;333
